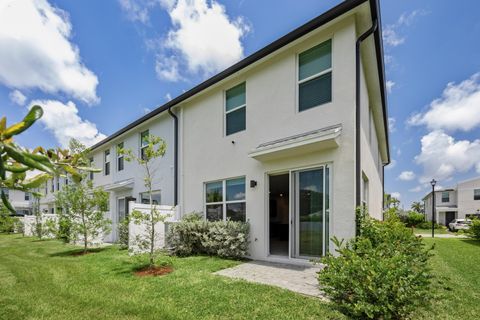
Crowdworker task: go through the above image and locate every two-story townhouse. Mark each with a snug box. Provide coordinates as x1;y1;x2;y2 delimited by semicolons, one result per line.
1;188;32;216
423;176;480;225
88;0;389;262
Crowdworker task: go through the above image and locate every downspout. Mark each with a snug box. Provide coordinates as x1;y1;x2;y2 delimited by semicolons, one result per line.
382;164;385;220
355;19;378;235
168;107;178;206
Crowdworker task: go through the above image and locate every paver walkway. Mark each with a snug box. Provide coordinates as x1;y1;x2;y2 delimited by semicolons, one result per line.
215;260;324;298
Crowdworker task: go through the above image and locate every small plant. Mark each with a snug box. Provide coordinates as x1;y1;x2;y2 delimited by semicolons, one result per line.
118;217;130;249
318;207;433;319
466;217;480;240
417;221;442;229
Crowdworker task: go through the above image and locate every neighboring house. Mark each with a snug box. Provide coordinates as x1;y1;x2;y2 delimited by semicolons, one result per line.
86;0;390;262
1;188;33;216
423;176;480;225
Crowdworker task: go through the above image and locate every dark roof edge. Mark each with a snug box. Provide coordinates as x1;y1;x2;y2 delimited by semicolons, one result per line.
368;0;390;164
91;0;371;151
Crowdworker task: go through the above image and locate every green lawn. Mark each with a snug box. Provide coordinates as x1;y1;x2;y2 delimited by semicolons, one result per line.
413;227;452;235
1;235;479;320
0;234;343;320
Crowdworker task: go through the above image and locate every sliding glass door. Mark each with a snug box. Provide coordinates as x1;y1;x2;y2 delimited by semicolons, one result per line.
292;165;329;258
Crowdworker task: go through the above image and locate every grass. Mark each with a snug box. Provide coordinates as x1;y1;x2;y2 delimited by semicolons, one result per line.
415;238;480;319
413;227;452;235
1;235;479;319
0;234;344;320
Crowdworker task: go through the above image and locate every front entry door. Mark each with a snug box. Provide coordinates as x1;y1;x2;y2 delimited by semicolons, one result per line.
445;211;456;226
292;166;329;258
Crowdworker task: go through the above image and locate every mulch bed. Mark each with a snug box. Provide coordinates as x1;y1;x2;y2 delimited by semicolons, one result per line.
134;265;174;277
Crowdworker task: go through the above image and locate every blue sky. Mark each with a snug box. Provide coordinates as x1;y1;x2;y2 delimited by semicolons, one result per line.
1;0;480;208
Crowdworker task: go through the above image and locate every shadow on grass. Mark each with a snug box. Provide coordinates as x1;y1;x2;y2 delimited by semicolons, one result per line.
49;247;108;257
459;239;480;247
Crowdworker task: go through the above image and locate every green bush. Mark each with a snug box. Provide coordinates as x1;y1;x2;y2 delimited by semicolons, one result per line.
417;221;442;229
166;213;249;259
405;211;425;227
118;217;129;249
466;218;480;240
318;208;433;319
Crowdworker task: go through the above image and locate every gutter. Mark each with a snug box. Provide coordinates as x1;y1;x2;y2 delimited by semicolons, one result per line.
355;19;378;230
167;107;178;206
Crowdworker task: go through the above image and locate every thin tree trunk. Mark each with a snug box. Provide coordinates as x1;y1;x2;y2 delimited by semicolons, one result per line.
146;164;155;267
81;211;87;254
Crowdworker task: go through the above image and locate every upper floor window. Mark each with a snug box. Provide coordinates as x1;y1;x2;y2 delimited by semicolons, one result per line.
225;82;246;136
50;179;54;192
117;142;124;171
140;130;149;160
298;39;332;112
474;189;480;201
65;177;69;186
24;192;30;201
44;182;48;195
56;177;60;191
89;157;94;180
441;191;449;203
205;177;246;222
362;174;369;208
104;149;110;176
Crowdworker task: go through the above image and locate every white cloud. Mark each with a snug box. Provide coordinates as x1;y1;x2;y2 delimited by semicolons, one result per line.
386;80;395;93
118;0;153;24
0;0;99;104
9;90;27;106
385;159;396;170
388;117;396;133
157;0;250;79
415;130;480;183
409;186;423;193
391;192;401;199
383;9;426;48
155;55;183;81
408;73;480;132
398;171;416;181
165;93;172;101
29;100;106;148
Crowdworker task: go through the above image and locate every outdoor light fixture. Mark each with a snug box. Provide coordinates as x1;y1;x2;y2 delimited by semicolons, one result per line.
430;179;437;238
250;180;257;188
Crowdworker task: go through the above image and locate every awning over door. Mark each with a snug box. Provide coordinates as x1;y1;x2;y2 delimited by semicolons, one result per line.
249;124;341;162
104;178;134;191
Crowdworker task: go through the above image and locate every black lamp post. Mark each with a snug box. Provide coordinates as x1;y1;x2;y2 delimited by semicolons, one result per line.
431;179;437;238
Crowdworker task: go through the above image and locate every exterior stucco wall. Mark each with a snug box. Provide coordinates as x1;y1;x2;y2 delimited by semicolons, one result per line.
180;16;360;260
457;178;480;217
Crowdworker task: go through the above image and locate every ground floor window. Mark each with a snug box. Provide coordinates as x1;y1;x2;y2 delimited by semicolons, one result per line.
139;191;161;205
205;177;246;222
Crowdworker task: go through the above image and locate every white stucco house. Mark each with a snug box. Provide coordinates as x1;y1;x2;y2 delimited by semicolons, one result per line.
0;188;32;216
423;176;480;226
36;0;390;262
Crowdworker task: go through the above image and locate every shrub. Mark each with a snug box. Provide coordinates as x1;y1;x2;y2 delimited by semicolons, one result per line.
417;221;442;229
466;218;480;240
318;208;433;320
167;214;249;259
405;211;425;227
118;217;130;249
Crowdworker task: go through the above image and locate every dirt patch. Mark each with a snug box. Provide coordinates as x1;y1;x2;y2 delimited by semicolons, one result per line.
134;265;174;277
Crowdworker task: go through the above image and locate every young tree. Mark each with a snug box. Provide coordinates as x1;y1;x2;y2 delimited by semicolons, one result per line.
32;194;44;239
56;181;110;253
119;134;167;267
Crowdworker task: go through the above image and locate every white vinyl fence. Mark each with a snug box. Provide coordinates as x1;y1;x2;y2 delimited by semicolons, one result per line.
23;214;58;238
128;202;177;253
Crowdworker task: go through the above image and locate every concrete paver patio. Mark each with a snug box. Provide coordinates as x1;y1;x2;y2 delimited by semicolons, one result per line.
215;260;324;298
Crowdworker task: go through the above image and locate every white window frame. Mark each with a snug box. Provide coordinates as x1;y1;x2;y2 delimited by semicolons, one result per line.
204;176;246;221
140;130;149;160
104;149;110;176
117;142;124;171
296;39;333;112
224;82;246;136
139;190;161;205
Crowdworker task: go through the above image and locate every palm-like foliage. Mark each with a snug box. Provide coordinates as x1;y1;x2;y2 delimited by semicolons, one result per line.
0;106;100;213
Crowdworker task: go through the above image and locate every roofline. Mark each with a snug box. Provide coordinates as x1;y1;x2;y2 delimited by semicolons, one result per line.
91;0;387;153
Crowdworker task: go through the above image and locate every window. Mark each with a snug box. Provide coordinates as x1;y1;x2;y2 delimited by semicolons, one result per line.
56;177;60;191
140;191;161;205
298;39;332;112
104;149;110;176
362;174;369;208
140;130;149;160
65;177;69;186
44;182;48;195
24;192;30;201
442;191;449;203
50;208;54;214
117;142;124;171
474;189;480;201
225;82;246;135
89;157;94;180
205;177;246;222
50;179;54;192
